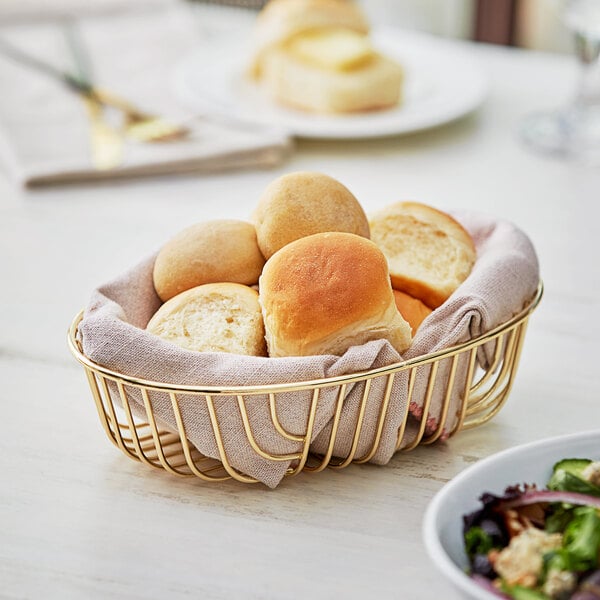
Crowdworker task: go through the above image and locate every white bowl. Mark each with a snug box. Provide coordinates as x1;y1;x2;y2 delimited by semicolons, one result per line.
422;429;600;599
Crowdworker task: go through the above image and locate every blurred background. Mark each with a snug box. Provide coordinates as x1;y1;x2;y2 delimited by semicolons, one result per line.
2;0;592;185
0;0;574;53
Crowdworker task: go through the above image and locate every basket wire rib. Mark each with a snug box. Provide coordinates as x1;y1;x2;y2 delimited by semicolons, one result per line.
68;284;542;484
356;374;395;463
330;378;372;469
304;383;347;472
422;356;457;445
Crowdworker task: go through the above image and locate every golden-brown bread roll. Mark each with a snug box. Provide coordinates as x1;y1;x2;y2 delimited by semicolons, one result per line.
393;290;432;335
153;219;265;302
249;0;403;113
147;283;267;356
259;232;412;357
253;171;370;259
370;202;476;309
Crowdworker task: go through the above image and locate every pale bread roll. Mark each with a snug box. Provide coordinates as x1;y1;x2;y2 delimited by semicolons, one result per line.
259;48;403;114
249;0;369;78
153;219;265;302
249;0;402;113
253;171;370;259
370;202;476;309
259;232;412;357
147;283;267;356
393;290;432;335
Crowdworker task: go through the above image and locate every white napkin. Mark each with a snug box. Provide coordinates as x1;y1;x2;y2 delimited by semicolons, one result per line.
0;6;291;186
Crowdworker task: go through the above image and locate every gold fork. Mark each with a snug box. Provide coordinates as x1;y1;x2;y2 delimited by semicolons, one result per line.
62;22;189;144
0;28;190;172
90;88;190;143
83;95;124;170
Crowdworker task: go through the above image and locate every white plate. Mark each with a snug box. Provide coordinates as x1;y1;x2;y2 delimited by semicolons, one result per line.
173;28;488;140
422;429;600;600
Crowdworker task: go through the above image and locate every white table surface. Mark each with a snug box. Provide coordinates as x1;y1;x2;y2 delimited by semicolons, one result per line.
1;7;600;599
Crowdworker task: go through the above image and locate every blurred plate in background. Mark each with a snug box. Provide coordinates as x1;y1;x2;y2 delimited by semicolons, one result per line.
173;28;488;140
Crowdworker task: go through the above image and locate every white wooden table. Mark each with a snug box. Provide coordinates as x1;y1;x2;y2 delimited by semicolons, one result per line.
1;8;599;599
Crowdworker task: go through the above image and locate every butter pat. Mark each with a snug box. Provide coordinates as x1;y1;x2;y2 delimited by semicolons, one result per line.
287;29;375;71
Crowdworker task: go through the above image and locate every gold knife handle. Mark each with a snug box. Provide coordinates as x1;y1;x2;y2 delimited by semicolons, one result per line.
83;96;123;171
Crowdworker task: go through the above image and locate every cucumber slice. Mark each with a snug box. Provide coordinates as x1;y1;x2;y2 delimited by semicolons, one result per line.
548;459;600;497
552;459;592;480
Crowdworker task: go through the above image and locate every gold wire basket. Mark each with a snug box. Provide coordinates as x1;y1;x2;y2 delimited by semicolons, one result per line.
67;283;542;484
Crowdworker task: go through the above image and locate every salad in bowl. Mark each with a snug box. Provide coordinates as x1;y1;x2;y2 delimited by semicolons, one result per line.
463;458;600;599
422;431;600;600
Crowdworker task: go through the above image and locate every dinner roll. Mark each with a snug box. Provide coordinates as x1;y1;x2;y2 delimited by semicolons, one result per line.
147;283;267;356
249;0;402;113
253;172;370;259
249;0;369;79
370;202;476;309
393;290;432;335
259;232;412;357
256;37;403;114
153;220;265;302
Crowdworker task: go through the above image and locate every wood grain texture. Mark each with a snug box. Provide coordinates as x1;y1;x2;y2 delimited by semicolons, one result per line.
1;10;600;599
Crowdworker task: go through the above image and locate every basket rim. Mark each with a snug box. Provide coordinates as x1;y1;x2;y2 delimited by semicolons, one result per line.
67;281;543;395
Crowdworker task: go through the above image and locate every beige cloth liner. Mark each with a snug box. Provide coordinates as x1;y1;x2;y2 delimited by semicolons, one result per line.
79;211;539;487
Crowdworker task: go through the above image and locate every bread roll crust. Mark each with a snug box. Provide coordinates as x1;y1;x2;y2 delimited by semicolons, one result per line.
370;202;476;309
259;232;412;357
393;290;432;335
147;283;267;356
253;171;370;259
153;219;265;302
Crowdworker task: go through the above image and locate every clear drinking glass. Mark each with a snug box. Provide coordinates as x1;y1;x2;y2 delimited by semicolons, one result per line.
520;0;600;164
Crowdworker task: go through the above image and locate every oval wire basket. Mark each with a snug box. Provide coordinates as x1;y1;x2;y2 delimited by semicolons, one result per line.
68;283;543;484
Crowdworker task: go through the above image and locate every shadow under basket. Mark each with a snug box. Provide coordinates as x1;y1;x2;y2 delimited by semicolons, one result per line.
67;283;543;484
